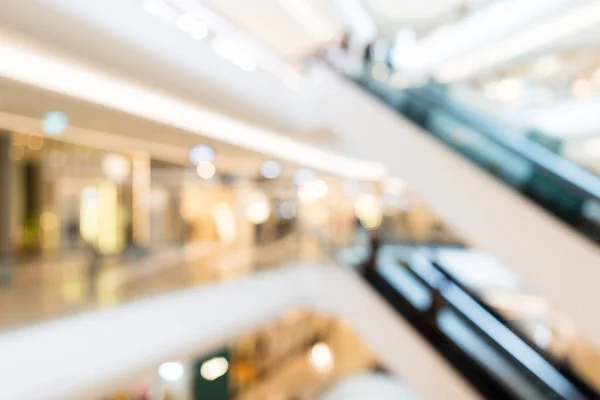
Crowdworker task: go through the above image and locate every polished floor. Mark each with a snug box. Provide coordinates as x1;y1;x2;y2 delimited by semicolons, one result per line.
0;233;324;332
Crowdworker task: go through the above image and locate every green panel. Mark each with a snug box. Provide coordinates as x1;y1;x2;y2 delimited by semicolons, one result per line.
192;349;230;400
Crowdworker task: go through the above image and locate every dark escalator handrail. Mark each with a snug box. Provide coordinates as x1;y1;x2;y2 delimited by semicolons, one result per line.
398;257;589;399
363;266;520;400
415;87;600;201
427;257;599;399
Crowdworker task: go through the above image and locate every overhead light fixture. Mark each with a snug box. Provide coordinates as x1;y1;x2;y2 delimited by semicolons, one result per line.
261;160;281;179
189;144;215;165
384;177;407;196
298;180;328;203
0;36;386;180
494;78;525;103
572;79;594;100
246;190;270;224
159;362;185;382
530;54;563;80
277;201;297;219
210;36;257;72
293;168;316;186
43;111;69;136
200;357;229;381
189;22;208;41
436;1;600;82
308;342;334;373
101;153;130;183
176;14;196;32
197;161;216;179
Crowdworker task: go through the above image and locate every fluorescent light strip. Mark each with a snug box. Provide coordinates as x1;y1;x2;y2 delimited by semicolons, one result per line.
436;1;600;82
0;35;386;179
165;0;295;82
278;0;336;41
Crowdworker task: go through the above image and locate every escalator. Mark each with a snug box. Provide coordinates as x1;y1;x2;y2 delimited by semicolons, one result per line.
310;61;600;345
362;245;600;400
355;76;600;246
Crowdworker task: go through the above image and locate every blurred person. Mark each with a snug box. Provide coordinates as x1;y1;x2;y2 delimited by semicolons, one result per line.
66;220;101;299
365;228;381;270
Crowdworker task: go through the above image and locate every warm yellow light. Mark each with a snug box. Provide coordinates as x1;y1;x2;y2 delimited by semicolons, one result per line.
101;153;130;183
80;186;99;243
354;194;383;229
246;191;271;224
40;212;58;231
298;180;329;203
196;161;216;179
572;79;594;99
97;182;121;255
0;35;387;179
200;357;229;381
384;177;407;196
26;134;43;151
213;203;237;244
308;342;334;373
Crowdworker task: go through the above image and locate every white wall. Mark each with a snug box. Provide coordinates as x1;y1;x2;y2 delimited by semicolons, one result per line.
307;64;600;349
0;265;480;400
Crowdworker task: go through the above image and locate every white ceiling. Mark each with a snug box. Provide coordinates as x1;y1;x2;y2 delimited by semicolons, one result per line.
202;0;344;61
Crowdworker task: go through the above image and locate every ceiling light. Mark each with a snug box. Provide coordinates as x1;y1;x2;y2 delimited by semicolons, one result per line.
261;160;281;179
200;357;229;381
246;190;270;224
293;168;316;186
572;79;594;99
277;201;297;219
384;177;407;196
436;1;600;82
210;36;257;72
159;362;185;382
26;134;43;151
176;14;196;32
308;342;334;373
188;21;208;41
530;54;563;80
494;78;525;102
189;144;215;165
43;111;69;136
354;194;383;229
299;180;328;203
0;36;386;180
101;153;130;183
197;161;216;179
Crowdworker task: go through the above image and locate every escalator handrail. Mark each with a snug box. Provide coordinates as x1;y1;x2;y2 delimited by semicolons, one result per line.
364;266;520;400
410;87;600;201
426;256;599;399
397;256;589;399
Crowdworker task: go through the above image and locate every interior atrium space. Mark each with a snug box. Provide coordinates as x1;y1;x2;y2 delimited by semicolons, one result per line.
4;1;600;399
